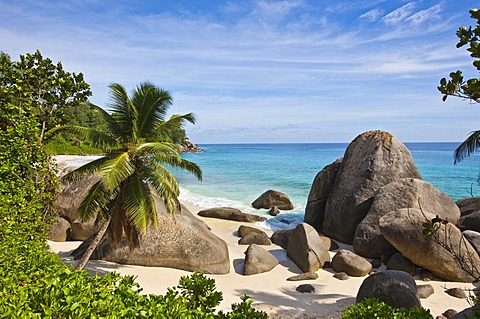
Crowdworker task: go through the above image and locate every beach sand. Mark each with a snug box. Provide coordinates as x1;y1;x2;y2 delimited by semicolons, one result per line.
48;199;476;318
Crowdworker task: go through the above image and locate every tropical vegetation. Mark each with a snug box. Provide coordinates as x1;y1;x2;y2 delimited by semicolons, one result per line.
438;8;480;166
59;82;203;270
0;50;266;318
341;298;433;319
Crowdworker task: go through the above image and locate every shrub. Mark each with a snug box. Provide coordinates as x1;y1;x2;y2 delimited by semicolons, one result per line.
341;298;433;319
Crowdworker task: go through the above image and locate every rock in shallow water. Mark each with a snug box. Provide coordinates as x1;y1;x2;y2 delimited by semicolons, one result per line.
198;207;266;222
252;190;294;210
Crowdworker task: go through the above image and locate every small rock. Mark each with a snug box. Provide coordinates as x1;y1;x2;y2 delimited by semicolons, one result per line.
370;259;382;269
238;232;271;245
329;239;339;251
381;250;397;265
387;253;417;276
269;206;280;216
436;316;447;319
271;228;293;249
356;270;421;309
442;309;458;319
252;190;294;210
451;307;473;319
334;272;349;280
331;249;372;277
417;284;434;299
420;269;435;281
243;244;279;275
296;284;315;293
445;288;467;299
287;272;318;281
238;225;264;237
473;287;480;296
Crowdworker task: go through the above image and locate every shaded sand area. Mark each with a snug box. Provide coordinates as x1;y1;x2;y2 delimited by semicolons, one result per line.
48;199;476;318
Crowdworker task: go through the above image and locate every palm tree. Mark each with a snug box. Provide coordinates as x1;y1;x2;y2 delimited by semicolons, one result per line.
454;131;480;166
60;82;202;270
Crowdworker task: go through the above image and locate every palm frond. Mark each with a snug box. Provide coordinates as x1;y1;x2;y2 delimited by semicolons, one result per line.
147;160;180;195
132;82;173;138
151;113;197;142
108;83;138;143
77;181;115;222
62;156;109;182
454;130;480;164
99;152;135;190
122;173;157;232
151;153;203;181
145;165;180;215
135;142;181;160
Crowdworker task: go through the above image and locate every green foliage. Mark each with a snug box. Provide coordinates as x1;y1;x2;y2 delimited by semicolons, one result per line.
45;102;108;154
218;296;269;319
177;272;223;313
438;8;480;103
0;50;91;143
341;298;433;319
45;135;103;155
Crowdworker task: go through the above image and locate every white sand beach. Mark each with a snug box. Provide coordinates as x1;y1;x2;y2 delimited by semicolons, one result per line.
48;198;477;318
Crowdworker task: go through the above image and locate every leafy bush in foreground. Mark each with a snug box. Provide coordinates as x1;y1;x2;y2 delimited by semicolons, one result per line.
341;298;433;319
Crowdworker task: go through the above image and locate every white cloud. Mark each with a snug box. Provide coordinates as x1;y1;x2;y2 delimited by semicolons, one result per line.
383;2;416;26
406;4;442;26
359;8;384;22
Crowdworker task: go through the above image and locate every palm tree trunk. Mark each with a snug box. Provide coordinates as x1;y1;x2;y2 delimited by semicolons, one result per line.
74;218;110;270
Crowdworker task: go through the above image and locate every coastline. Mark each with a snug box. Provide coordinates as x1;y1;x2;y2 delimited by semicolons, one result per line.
48;198;475;318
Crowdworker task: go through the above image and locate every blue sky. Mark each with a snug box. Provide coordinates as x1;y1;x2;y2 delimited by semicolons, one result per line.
1;0;478;143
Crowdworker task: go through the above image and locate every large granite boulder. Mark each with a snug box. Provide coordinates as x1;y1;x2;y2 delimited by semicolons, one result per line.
251;190;294;210
73;203;230;274
456;197;480;216
287;223;330;272
322;131;421;244
304;158;342;232
70;220;98;241
463;230;480;255
56;172;100;222
353;178;460;258
198;207;266;223
457;210;480;232
379;208;480;282
331;249;372;277
243;244;279;275
357;270;421;308
48;215;71;242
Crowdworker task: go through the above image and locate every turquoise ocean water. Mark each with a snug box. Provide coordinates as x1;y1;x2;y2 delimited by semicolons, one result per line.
175;143;480;230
